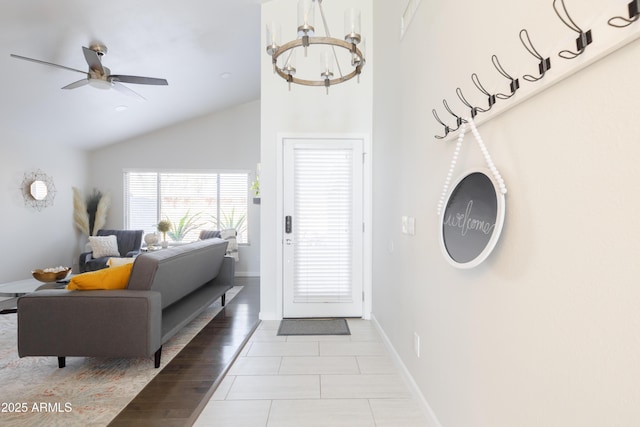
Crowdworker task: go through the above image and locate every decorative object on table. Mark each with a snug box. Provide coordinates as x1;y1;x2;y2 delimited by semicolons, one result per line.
72;187;111;236
21;169;56;211
265;0;366;93
144;232;159;249
32;266;71;283
157;219;171;248
437;118;506;269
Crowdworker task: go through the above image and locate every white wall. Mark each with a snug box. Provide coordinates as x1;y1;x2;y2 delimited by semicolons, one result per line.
260;0;374;320
87;100;261;276
373;0;640;426
0;131;87;281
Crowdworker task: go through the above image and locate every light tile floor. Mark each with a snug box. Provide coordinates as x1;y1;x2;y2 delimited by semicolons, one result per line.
194;319;429;427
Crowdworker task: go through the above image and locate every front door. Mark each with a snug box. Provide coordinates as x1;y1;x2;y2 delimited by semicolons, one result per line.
283;138;364;318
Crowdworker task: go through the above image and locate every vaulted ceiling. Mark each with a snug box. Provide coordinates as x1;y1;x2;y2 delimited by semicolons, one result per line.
0;0;263;150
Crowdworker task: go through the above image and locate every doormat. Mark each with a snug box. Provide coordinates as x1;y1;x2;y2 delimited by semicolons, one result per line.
277;318;351;336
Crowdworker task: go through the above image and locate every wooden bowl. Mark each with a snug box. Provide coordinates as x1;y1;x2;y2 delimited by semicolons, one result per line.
32;268;71;283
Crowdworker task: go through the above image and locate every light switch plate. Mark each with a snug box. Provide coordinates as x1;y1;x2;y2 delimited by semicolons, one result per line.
402;216;416;235
406;216;415;235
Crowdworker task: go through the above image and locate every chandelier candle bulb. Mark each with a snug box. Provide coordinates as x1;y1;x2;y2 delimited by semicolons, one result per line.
344;8;362;44
321;50;334;94
283;50;297;75
266;22;281;56
297;0;315;36
320;50;334;77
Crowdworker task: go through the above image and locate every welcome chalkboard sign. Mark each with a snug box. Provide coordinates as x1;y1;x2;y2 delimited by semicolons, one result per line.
439;169;506;268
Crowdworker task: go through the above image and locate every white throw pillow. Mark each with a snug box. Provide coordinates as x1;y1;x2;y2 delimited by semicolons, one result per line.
89;235;120;258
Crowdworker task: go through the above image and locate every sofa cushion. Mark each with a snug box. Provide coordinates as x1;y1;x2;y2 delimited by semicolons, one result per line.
89;235;120;258
67;263;134;290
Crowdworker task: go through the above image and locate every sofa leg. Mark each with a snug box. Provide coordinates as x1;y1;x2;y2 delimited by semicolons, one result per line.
154;346;162;368
58;357;66;368
221;293;226;306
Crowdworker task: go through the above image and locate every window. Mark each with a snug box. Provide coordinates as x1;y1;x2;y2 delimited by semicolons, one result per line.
124;171;248;244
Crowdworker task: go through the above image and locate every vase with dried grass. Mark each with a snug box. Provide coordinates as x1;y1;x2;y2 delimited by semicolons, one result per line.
72;187;111;237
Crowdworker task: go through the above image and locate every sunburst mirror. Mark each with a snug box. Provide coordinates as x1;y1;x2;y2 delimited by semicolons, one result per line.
21;169;56;211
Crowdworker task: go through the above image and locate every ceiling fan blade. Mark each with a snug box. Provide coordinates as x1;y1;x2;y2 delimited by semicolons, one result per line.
10;53;88;75
112;81;146;101
82;46;104;74
61;79;89;90
110;75;168;85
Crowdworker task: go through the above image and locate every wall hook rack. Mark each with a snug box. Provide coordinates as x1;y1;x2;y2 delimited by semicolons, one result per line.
471;73;497;109
608;0;640;28
519;29;551;82
430;1;640;142
491;55;519;99
553;0;593;59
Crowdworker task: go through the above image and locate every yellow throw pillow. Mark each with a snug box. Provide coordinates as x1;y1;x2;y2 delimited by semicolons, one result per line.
67;263;134;290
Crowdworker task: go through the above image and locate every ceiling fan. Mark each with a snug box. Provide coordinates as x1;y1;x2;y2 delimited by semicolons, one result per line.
10;44;168;100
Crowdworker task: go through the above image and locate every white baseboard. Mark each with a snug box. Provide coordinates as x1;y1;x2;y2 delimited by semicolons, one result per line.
235;271;260;277
371;314;443;427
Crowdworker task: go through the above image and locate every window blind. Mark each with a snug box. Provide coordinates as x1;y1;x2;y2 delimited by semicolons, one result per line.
124;171;248;243
293;149;353;303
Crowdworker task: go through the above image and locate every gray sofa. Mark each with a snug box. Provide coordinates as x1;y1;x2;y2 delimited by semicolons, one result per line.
17;238;234;368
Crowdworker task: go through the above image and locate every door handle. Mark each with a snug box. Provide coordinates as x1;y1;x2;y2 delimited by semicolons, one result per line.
285;215;292;233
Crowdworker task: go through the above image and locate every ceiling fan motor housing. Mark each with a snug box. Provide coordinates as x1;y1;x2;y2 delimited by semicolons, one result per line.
89;44;108;57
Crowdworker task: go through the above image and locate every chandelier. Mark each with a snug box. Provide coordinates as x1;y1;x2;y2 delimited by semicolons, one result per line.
266;0;366;93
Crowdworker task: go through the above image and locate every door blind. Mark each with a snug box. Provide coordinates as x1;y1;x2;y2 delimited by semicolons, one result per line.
293;148;353;303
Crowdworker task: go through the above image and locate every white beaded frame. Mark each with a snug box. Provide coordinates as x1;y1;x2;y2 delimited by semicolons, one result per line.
437;118;507;216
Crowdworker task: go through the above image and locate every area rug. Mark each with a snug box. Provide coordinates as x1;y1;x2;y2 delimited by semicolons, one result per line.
277;318;351;336
0;286;243;427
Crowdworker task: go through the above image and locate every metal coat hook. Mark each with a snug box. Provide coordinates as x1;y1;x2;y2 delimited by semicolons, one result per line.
443;99;465;128
456;87;484;118
433;109;452;140
471;73;497;110
553;0;593;59
519;29;551;82
492;55;519;99
433;97;467;140
608;0;640;28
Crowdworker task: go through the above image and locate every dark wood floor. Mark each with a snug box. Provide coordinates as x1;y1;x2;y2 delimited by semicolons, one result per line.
109;277;260;427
